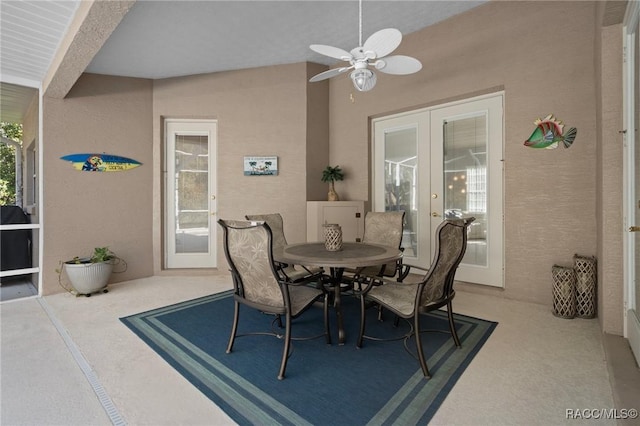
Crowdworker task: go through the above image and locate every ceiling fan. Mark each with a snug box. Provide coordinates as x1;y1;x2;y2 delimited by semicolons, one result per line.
309;0;423;92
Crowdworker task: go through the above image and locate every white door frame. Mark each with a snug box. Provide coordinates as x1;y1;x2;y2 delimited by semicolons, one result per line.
623;0;640;364
372;92;504;287
164;119;217;269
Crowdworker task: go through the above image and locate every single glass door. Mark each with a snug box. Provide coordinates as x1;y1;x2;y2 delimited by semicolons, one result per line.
431;96;503;286
373;112;432;267
165;119;217;268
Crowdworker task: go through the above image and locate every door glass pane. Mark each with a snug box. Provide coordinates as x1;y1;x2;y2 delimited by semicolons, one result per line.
384;128;418;257
443;115;487;266
175;134;209;254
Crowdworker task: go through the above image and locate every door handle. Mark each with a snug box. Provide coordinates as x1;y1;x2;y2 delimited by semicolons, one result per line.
431;212;441;217
629;226;640;232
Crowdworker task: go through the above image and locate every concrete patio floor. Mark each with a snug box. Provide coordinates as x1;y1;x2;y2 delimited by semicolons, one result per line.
1;273;639;425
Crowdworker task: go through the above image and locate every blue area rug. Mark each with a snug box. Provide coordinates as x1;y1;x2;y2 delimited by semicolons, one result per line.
121;290;496;425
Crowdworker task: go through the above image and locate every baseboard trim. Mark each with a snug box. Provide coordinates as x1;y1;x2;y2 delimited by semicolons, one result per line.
602;331;640;412
628;309;640;367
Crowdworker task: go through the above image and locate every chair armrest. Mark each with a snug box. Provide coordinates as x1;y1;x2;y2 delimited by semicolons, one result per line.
353;273;419;294
350;269;388;295
398;263;430;282
279;271;325;289
403;263;429;272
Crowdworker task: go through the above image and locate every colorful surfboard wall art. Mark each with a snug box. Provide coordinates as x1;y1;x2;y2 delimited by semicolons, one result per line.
523;114;577;149
60;153;142;172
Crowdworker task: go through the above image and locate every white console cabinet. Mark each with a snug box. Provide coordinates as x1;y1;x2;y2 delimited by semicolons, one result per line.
307;201;366;243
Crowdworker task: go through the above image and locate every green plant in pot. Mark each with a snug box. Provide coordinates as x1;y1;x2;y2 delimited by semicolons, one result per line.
321;165;344;201
56;247;126;297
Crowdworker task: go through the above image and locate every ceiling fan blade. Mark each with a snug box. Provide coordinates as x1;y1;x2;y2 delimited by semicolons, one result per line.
363;28;402;59
309;67;351;82
310;44;353;61
375;55;423;75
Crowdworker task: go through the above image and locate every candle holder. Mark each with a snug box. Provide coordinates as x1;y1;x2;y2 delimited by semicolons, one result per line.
323;224;343;251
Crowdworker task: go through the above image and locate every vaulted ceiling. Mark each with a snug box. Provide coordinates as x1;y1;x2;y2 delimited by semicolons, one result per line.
2;1;488;123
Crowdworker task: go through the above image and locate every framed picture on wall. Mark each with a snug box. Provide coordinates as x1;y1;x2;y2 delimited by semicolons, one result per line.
243;156;278;176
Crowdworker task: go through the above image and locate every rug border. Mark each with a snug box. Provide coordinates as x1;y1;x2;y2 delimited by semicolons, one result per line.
120;290;497;425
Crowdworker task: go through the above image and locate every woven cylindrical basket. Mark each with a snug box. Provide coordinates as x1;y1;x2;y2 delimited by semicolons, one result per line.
552;265;576;319
574;254;597;318
323;224;343;251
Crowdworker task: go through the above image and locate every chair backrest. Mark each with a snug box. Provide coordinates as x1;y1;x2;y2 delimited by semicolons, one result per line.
218;219;285;309
419;217;475;308
245;213;288;251
362;211;405;276
362;211;405;247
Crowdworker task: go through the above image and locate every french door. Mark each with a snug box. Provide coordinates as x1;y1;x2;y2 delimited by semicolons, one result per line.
165;119;217;268
373;93;504;287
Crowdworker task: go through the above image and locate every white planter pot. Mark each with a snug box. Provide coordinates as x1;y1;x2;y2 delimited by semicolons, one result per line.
64;261;113;296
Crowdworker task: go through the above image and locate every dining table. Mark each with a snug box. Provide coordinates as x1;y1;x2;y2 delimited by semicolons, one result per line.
274;241;402;345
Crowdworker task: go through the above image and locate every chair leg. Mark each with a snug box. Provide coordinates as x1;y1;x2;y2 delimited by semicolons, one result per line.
414;315;431;378
226;301;240;353
447;301;461;348
393;315;400;327
324;293;332;345
357;294;367;348
278;313;292;380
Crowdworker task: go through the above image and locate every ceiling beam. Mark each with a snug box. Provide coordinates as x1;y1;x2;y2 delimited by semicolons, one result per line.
602;0;628;26
43;0;136;99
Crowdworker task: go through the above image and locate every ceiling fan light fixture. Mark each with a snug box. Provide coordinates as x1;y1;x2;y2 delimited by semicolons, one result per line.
350;68;376;92
308;0;421;91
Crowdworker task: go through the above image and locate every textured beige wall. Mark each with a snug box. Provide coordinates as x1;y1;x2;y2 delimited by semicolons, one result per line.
42;74;154;295
152;63;327;273
37;1;623;330
329;1;606;306
598;23;624;335
306;62;331;202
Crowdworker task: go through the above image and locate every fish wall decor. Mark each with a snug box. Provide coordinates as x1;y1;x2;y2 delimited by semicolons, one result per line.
60;153;142;171
524;114;577;149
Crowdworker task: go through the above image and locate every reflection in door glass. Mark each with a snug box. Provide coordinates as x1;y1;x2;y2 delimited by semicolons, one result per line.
175;134;209;254
384;128;418;257
443;115;487;266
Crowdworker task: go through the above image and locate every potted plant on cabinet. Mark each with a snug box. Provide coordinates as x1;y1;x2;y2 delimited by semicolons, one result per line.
56;247;126;297
321;165;345;201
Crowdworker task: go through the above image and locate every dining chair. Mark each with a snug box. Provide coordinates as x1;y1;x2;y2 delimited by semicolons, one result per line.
218;219;331;380
354;217;475;378
360;211;408;279
245;213;323;283
343;210;408;295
